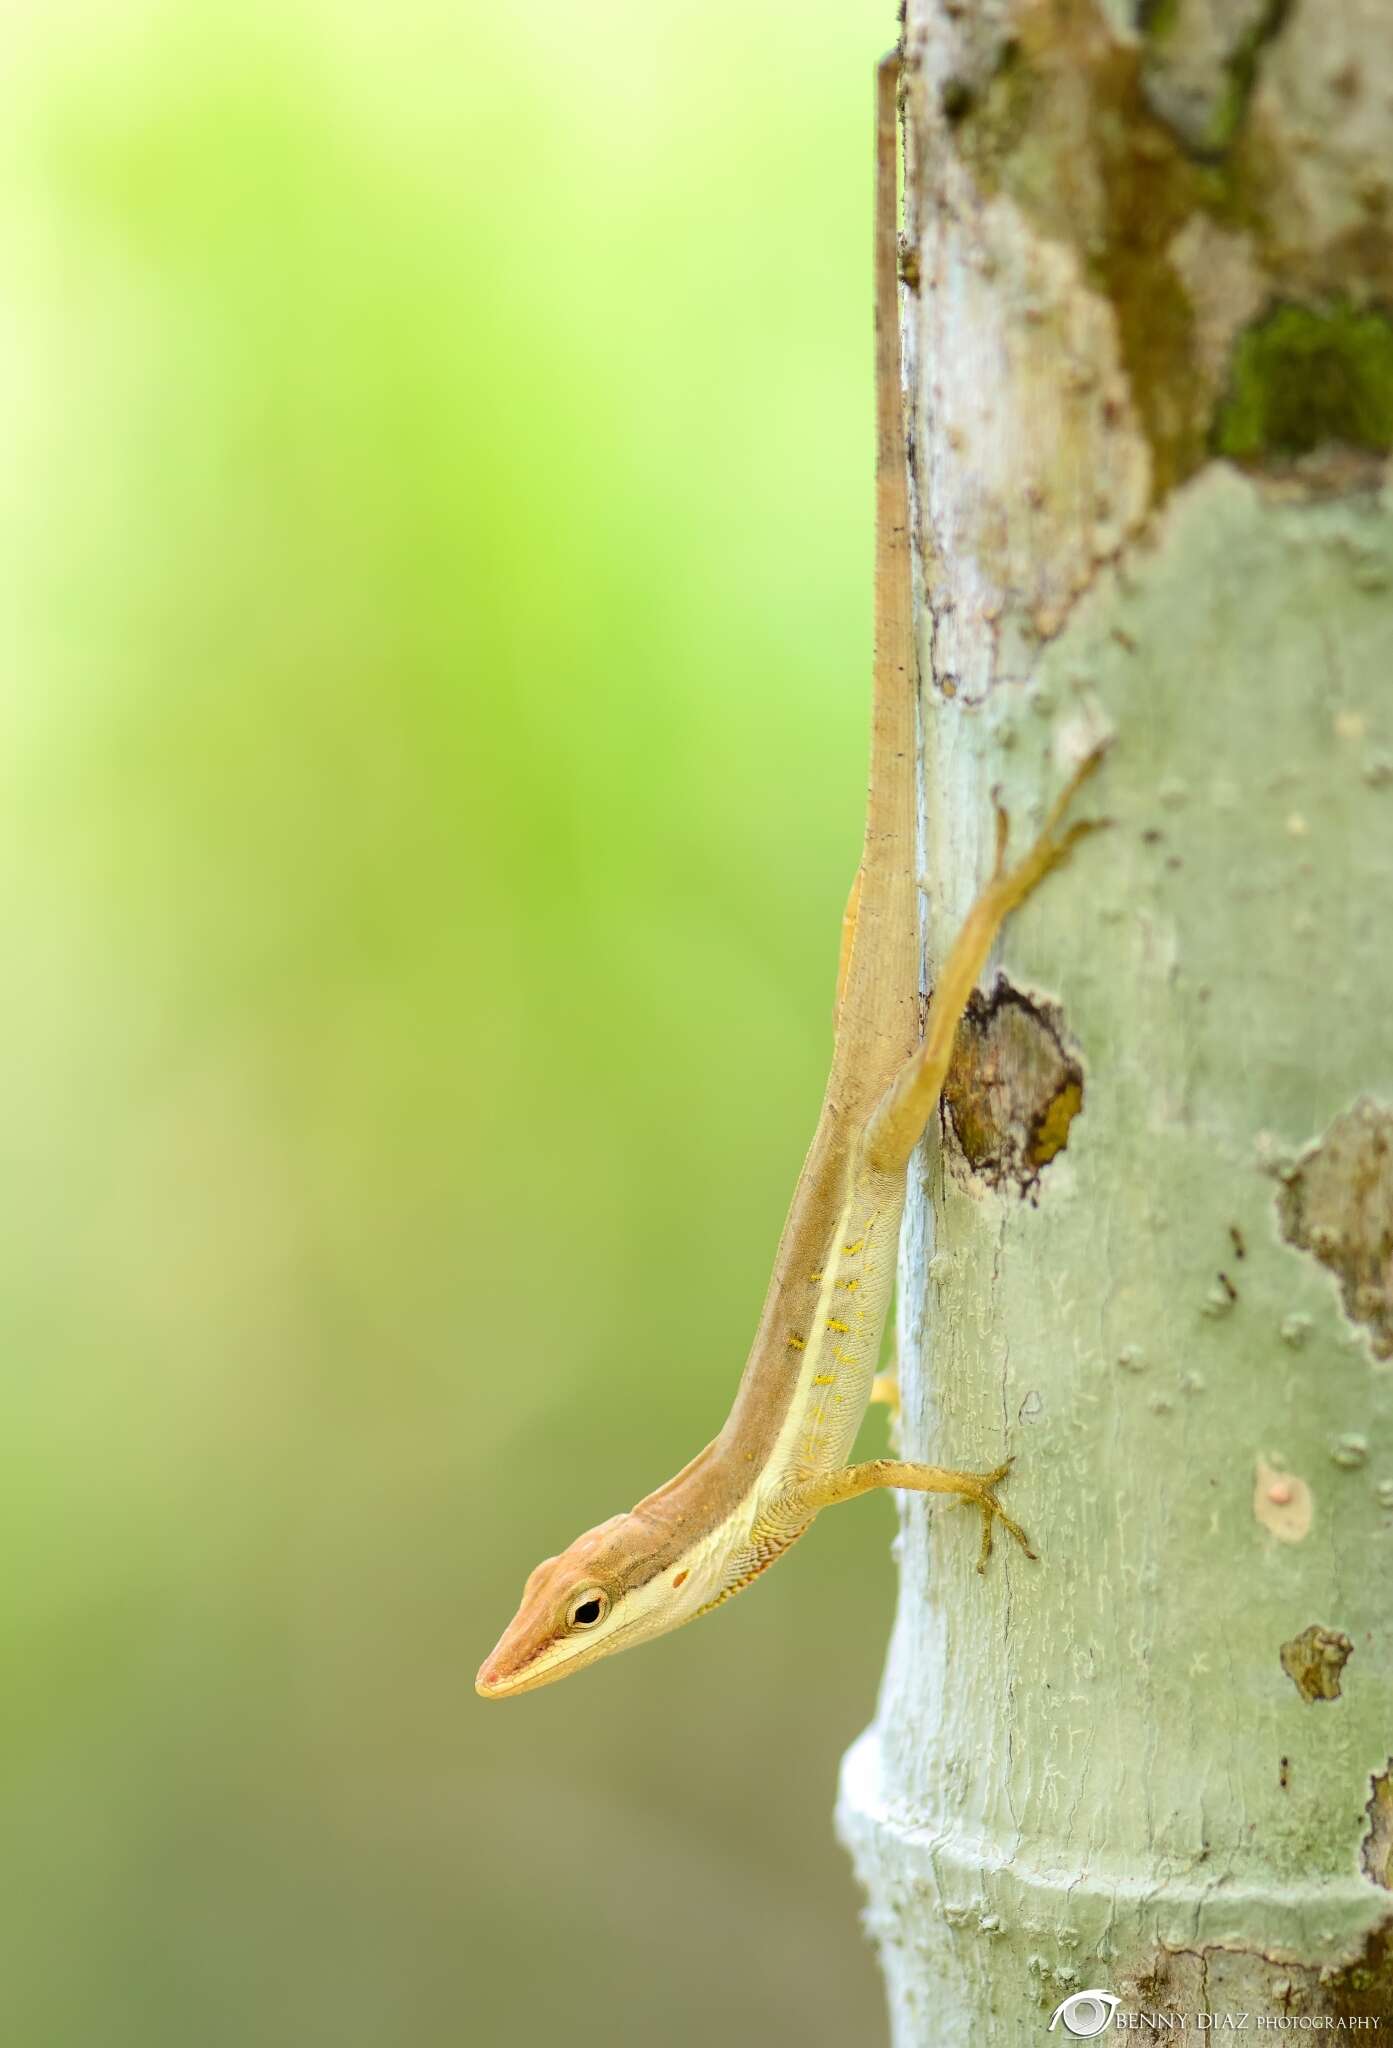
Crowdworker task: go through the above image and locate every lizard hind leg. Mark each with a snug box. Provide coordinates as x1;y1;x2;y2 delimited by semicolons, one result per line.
869;1370;900;1413
869;1364;901;1452
786;1456;1036;1575
863;745;1109;1177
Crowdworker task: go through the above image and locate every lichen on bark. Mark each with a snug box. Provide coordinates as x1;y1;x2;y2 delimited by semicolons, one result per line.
1138;0;1293;161
906;0;1393;704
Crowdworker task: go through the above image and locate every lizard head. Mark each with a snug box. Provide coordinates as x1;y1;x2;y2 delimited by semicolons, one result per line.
476;1512;657;1699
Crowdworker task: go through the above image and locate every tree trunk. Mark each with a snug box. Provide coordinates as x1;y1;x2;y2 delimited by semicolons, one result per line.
837;3;1393;2038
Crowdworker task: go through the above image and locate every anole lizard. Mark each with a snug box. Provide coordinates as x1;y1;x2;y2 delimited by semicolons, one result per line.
477;54;1104;1701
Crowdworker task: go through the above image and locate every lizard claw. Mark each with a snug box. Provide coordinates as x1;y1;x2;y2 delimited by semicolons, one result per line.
946;1458;1037;1572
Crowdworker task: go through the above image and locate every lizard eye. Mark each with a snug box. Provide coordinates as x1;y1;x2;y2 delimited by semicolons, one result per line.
566;1588;609;1630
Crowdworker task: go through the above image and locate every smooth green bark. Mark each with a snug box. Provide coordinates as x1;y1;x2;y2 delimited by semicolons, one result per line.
839;468;1393;2036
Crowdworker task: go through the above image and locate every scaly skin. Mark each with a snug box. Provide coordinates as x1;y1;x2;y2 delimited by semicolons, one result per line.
476;56;1106;1702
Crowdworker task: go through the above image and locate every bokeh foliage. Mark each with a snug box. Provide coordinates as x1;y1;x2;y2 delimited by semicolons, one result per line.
2;1;902;2040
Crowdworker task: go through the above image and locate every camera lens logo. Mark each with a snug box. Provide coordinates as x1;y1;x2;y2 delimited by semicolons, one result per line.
1047;1989;1121;2036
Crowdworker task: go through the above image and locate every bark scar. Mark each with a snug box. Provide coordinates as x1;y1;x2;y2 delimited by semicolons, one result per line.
1279;1622;1353;1703
942;977;1083;1198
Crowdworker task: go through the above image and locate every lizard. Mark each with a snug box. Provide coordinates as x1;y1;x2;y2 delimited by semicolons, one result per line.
476;52;1105;1701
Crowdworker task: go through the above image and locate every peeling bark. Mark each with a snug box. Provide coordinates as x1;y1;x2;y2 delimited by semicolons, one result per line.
1273;1098;1393;1361
836;1;1393;2037
1365;1771;1393;1891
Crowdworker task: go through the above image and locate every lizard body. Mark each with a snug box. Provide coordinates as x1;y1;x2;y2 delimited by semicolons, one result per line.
476;55;1103;1701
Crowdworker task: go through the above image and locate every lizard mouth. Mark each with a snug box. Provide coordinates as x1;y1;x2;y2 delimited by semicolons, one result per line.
474;1643;549;1700
475;1613;646;1699
474;1629;592;1699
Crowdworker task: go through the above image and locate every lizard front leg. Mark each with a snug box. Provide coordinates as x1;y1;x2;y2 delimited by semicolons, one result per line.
783;1457;1035;1573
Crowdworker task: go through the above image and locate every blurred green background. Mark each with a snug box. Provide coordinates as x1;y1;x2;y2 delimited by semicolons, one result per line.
3;0;904;2040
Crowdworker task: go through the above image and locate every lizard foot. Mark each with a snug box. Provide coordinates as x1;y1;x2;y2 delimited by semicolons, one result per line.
942;1457;1037;1573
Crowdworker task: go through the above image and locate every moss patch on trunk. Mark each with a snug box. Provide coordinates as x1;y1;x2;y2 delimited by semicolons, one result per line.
1214;302;1393;460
